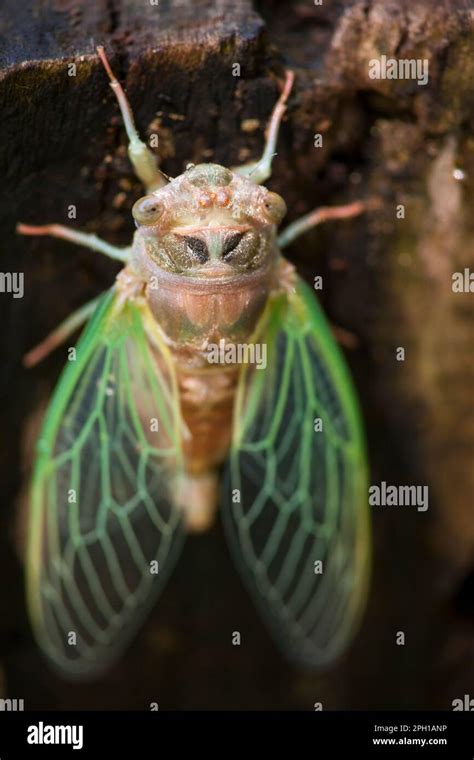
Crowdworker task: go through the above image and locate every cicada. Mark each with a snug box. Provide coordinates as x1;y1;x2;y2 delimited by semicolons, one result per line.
18;47;370;679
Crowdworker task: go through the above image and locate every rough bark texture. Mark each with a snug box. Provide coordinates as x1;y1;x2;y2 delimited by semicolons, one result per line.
0;0;473;709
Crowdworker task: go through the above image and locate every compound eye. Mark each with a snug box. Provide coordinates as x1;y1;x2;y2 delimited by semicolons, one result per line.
263;191;286;224
132;195;163;226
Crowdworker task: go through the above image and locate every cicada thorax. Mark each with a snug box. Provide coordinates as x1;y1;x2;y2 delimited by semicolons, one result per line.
129;162;285;352
143;255;276;346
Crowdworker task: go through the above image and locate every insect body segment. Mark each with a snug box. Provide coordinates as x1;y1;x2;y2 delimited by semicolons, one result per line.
19;47;371;677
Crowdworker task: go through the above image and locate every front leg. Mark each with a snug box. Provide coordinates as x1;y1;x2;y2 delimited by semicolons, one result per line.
23;292;105;367
277;199;375;249
17;223;130;262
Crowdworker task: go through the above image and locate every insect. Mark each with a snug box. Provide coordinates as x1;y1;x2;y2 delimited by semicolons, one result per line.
18;47;371;679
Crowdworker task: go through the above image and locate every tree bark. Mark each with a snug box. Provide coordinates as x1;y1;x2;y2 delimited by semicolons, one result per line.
0;0;473;709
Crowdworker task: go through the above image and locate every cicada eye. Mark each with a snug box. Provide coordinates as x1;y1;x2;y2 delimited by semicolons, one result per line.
263;192;286;224
132;195;163;226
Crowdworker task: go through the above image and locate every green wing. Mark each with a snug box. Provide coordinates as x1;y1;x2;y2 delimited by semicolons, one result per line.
27;289;185;678
223;276;370;668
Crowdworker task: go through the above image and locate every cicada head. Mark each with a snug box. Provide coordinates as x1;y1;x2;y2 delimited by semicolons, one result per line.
130;163;286;278
129;163;287;346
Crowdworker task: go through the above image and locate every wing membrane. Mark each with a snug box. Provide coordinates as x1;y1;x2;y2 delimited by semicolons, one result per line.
223;277;370;667
27;289;185;678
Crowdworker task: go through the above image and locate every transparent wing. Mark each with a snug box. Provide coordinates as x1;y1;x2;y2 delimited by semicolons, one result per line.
27;289;185;678
222;276;370;668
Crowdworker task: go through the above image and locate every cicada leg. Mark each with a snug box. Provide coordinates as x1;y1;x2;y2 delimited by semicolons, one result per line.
17;221;126;366
23;292;105;368
16;223;129;262
97;46;167;193
277;199;377;249
276;199;381;349
330;324;360;350
233;70;294;185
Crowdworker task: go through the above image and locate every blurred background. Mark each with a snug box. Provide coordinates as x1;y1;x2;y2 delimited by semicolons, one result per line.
0;0;473;709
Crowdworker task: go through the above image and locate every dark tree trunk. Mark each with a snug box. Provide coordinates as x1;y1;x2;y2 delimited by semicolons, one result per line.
0;0;473;709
